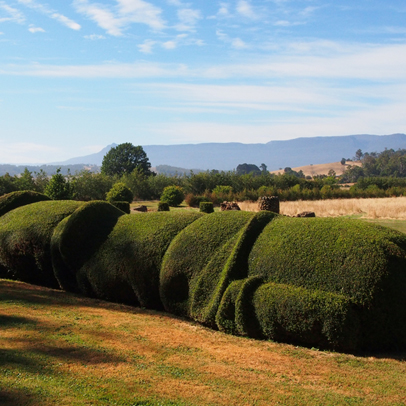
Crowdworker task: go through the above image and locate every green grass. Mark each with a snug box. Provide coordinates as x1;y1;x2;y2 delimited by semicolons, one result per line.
363;219;406;234
1;279;406;406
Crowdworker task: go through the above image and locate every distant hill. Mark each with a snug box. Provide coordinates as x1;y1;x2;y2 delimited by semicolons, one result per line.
271;161;363;177
3;134;406;175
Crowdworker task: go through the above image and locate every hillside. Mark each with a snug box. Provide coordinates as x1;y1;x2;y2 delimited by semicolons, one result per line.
271;161;363;177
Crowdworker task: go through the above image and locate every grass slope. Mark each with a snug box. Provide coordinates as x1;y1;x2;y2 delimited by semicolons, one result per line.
1;280;406;406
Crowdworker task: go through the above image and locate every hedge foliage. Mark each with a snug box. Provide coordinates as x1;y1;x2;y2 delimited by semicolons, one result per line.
199;201;214;213
0;190;50;217
52;203;202;308
110;201;131;214
0;200;83;287
1;201;406;351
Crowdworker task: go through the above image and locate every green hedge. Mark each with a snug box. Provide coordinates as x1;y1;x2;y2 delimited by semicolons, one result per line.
0;190;50;217
160;211;277;324
53;205;203;308
0;200;83;287
110;201;131;214
247;217;406;349
199;202;214;213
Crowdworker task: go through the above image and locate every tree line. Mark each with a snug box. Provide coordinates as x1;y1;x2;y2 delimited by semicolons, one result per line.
2;144;406;203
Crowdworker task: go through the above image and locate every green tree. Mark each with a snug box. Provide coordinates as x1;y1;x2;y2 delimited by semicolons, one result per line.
72;171;113;201
101;143;153;177
34;169;49;193
160;185;185;207
16;168;36;191
341;158;346;165
106;182;133;203
44;169;73;200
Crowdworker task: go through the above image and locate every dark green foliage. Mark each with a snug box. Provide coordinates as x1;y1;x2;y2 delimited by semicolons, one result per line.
0;190;50;217
157;201;170;211
106;182;133;204
236;164;261;176
160;186;185;207
51;201;125;294
71;171;113;201
253;283;359;351
160;211;276;323
199;202;214;213
44;169;73;200
101;143;152;177
110;201;130;214
247;217;406;349
184;194;211;208
0;200;83;287
53;209;202;308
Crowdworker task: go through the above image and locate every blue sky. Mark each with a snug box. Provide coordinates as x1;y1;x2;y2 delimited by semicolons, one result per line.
0;0;406;163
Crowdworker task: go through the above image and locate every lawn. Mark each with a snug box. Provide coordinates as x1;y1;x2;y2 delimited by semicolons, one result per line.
1;279;406;406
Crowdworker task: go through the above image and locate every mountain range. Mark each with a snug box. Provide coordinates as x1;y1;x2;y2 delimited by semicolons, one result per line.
52;133;406;171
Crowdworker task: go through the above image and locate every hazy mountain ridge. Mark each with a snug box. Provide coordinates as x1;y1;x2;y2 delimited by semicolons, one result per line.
2;134;406;176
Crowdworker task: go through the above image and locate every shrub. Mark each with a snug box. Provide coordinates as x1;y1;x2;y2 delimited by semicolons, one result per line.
110;201;130;214
185;194;211;208
53;209;202;308
0;190;50;217
160;186;185;207
0;200;83;287
247;216;406;350
160;211;277;324
106;182;133;204
44;170;73;200
157;201;170;212
199;202;214;213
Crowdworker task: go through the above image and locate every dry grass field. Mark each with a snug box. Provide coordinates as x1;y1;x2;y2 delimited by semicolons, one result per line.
270;161;362;177
239;196;406;220
1;280;406;406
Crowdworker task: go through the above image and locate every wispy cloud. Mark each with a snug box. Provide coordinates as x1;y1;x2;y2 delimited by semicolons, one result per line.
84;34;105;40
138;39;156;53
28;25;44;33
16;0;81;30
73;0;165;36
174;8;202;31
236;0;258;20
0;3;25;23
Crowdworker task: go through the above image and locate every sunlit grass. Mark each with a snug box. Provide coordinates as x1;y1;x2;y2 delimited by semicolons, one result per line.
1;280;406;405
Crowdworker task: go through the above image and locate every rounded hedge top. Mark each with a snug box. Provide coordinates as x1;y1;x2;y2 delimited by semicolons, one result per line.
0;190;50;217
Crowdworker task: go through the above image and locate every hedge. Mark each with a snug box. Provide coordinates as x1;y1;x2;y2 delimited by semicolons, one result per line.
110;201;131;214
2;201;406;351
0;200;83;287
199;201;214;213
247;217;406;350
0;190;50;217
53;205;203;308
160;211;277;324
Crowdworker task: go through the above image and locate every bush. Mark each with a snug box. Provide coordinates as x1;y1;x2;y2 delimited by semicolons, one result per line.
247;216;406;350
199;202;214;213
44;170;73;200
185;194;211;208
53;208;202;308
160;186;185;207
157;201;170;212
106;183;133;204
0;190;50;217
110;201;130;214
0;200;83;287
160;211;277;324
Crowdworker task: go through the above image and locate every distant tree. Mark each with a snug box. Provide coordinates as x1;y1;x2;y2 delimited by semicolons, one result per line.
260;163;268;174
16;168;36;191
236;163;261;176
101;143;153;177
44;169;73;200
72;171;113;201
341;158;346;165
34;169;49;194
355;149;363;161
0;173;17;196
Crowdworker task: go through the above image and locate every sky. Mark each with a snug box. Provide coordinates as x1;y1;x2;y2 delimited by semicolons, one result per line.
0;0;406;164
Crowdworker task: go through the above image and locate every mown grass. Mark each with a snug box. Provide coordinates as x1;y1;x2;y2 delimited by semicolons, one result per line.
1;280;406;406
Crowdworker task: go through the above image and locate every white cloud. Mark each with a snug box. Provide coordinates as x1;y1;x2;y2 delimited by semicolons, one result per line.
0;142;61;164
231;37;247;49
84;34;105;40
73;0;165;36
51;13;81;30
28;26;44;33
162;40;176;49
236;0;258;19
0;3;25;23
15;0;81;30
138;39;156;53
175;8;202;31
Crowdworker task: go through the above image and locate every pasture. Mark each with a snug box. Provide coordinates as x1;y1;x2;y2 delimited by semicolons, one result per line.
1;279;406;406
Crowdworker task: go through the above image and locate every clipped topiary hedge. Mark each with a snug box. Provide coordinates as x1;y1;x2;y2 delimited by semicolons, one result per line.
199;201;214;213
110;201;131;214
53;206;203;308
157;201;170;212
0;200;83;287
0;190;50;217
